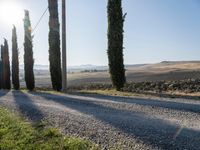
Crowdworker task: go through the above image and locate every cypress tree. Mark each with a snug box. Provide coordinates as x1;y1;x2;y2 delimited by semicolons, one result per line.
1;45;5;89
0;45;3;89
0;60;2;89
48;0;62;91
12;26;20;90
2;39;11;90
107;0;126;90
24;10;35;91
0;45;4;89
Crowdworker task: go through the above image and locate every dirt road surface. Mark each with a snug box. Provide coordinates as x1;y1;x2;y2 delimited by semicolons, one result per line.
0;90;200;149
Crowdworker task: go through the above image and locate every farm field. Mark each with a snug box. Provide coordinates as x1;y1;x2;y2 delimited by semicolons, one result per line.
22;61;200;88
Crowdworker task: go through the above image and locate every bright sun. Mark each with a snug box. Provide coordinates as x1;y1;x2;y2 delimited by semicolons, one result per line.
0;1;24;26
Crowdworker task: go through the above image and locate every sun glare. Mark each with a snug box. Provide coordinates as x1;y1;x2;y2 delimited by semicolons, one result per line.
0;1;24;26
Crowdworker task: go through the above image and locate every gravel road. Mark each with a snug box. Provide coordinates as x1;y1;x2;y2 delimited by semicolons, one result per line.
0;90;200;150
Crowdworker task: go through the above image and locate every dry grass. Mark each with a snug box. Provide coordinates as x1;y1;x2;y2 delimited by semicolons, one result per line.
79;89;200;100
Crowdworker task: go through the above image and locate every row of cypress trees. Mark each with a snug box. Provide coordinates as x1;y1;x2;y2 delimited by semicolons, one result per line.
23;1;63;91
48;0;126;91
0;0;126;91
0;0;63;91
47;0;126;91
0;10;34;91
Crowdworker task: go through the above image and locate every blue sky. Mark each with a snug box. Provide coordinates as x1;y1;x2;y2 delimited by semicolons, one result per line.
0;0;200;66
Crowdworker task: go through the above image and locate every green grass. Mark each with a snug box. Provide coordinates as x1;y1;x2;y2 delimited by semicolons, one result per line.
0;107;98;150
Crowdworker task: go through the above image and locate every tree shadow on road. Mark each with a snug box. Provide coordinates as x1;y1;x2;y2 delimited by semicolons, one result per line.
72;92;200;115
12;90;44;122
28;91;200;150
0;90;10;97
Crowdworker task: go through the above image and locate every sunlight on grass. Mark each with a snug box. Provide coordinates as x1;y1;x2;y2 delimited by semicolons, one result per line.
0;107;99;150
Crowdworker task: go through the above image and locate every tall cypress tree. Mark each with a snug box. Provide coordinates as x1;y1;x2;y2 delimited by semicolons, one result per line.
2;39;11;90
24;10;35;91
48;0;62;91
12;26;20;90
0;60;2;90
107;0;126;90
0;45;3;89
1;45;5;89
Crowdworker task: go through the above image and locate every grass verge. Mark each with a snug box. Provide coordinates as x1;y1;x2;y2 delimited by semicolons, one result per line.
78;89;200;100
0;107;98;150
79;89;138;97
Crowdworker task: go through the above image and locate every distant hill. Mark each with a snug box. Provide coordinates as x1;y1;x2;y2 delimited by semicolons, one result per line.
19;60;200;72
18;61;200;87
19;64;49;70
160;61;200;64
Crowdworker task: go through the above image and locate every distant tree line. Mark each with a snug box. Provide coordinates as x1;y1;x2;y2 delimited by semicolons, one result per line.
0;0;126;91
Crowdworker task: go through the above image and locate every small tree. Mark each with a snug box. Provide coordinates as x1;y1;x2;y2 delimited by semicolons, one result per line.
107;0;126;90
2;39;11;90
24;10;35;91
48;0;62;91
12;26;20;90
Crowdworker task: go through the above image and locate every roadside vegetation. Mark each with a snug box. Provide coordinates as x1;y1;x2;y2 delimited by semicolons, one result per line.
67;79;200;92
0;107;98;150
65;79;200;99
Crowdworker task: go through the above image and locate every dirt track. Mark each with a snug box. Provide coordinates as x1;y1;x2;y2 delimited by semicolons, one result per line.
0;90;200;149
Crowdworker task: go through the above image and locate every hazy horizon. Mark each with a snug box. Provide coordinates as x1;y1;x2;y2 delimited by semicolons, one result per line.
21;59;200;66
17;60;200;71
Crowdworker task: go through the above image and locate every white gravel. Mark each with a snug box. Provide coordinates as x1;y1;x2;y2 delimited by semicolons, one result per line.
0;90;200;150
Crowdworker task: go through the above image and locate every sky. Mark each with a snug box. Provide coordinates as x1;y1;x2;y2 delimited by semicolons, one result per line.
0;0;200;66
